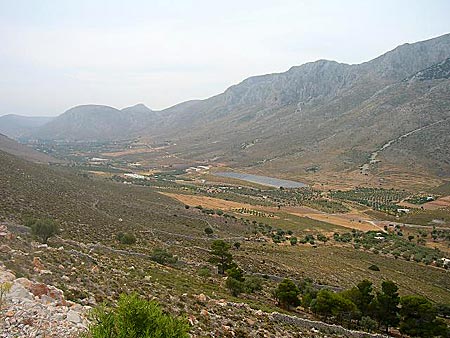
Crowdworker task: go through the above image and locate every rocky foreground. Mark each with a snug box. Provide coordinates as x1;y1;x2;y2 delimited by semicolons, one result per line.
1;261;387;338
0;265;89;338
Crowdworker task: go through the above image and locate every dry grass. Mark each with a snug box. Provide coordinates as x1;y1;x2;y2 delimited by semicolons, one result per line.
162;192;381;232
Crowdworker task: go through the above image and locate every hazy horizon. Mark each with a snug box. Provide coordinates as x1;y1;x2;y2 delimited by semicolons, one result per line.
1;0;450;117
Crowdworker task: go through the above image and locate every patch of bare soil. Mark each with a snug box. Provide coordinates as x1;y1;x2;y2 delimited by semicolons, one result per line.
422;196;450;210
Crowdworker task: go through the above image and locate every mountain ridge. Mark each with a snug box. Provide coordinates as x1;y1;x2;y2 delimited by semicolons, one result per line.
7;33;450;177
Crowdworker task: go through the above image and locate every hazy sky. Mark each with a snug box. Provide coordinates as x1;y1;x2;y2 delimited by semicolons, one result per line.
1;0;449;116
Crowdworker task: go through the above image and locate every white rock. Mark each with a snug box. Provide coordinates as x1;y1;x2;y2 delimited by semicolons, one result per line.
66;310;82;324
6;284;33;301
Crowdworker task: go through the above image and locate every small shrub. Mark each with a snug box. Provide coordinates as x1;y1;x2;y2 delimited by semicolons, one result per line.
368;264;380;271
150;248;178;265
360;316;378;332
317;234;328;242
197;266;211;277
290;237;298;245
243;276;263;293
226;276;244;296
0;282;12;312
30;219;59;244
84;293;189;338
116;232;136;245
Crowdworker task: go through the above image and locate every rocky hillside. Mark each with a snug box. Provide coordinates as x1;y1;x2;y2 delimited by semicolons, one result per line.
0;151;408;337
144;33;450;178
0;262;89;337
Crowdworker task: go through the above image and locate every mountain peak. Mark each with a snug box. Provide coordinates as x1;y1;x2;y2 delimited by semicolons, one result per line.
121;103;153;113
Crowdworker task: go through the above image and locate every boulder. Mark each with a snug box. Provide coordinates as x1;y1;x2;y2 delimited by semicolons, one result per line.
66;310;82;324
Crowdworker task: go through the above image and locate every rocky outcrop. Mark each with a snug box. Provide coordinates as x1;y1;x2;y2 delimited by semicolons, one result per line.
0;265;89;338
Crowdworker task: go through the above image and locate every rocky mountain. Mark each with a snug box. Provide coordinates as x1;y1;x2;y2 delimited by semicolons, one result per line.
0;133;60;164
20;33;450;177
0;115;54;139
31;104;156;141
141;33;450;177
120;102;154;115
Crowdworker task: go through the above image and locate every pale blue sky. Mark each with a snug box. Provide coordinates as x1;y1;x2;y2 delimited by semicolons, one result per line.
1;0;449;116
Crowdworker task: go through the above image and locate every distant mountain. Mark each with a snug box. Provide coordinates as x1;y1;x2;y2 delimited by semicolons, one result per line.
139;33;450;177
24;33;450;177
0;133;60;163
0;114;54;139
32;104;156;141
121;103;154;114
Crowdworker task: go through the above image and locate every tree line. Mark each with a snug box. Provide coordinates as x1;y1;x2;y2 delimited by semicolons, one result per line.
209;239;449;337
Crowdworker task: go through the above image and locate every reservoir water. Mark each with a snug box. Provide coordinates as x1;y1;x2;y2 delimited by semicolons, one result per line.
215;172;307;188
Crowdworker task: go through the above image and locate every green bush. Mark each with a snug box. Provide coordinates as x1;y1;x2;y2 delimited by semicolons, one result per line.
226;276;245;297
317;234;328;242
360;316;378;333
197;266;211;277
368;264;380;271
150;248;178;265
84;293;189;338
116;232;136;245
243;276;263;293
30;219;59;244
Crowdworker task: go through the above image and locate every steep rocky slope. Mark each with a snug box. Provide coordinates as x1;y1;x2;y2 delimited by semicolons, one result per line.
145;34;450;177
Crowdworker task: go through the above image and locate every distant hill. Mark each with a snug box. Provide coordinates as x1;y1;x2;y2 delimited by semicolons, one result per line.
31;104;156;141
0;114;54;139
0;133;60;164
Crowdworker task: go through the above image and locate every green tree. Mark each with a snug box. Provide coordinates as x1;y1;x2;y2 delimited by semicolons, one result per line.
373;281;400;333
399;295;448;338
226;276;244;297
209;240;233;275
226;266;244;281
342;280;374;318
30;219;59;244
274;279;300;309
84;293;189;338
225;266;245;296
204;227;214;236
312;289;358;323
